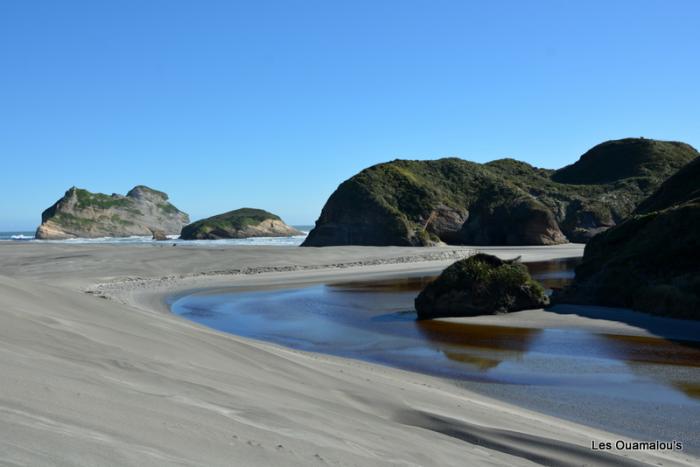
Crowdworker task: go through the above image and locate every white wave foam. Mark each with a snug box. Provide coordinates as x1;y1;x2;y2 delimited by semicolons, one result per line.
1;229;310;246
27;234;309;247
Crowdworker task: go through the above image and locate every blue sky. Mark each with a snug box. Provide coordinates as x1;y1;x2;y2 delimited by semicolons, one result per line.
1;1;698;230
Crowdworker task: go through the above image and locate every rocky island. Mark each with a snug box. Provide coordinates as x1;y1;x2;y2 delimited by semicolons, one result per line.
558;155;700;319
302;138;697;247
180;208;302;240
36;186;189;239
414;253;548;319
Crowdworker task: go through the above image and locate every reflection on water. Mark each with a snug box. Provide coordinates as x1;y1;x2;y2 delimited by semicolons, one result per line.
415;320;539;351
333;275;438;293
171;258;700;394
332;256;580;295
675;382;700;400
524;257;579;292
171;258;700;450
601;334;700;368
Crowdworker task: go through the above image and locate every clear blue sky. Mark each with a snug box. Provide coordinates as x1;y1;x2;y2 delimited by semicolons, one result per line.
1;1;698;230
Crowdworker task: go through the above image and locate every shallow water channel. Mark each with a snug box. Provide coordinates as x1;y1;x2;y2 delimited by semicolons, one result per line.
171;258;700;452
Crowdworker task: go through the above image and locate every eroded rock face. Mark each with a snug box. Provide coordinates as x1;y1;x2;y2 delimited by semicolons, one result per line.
302;138;698;247
416;205;464;244
459;199;567;245
36;186;189;239
150;228;168;241
414;254;549;319
180;208;302;240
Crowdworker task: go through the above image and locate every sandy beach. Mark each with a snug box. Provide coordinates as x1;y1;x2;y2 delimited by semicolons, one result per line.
1;242;697;466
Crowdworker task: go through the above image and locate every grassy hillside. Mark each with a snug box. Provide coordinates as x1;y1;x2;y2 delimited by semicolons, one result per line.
303;138;698;246
552;138;697;184
634;156;700;214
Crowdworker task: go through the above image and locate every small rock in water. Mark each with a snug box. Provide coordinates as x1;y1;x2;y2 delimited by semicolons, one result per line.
150;228;168;241
414;253;548;319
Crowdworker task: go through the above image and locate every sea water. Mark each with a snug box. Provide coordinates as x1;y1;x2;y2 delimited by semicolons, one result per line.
0;226;312;246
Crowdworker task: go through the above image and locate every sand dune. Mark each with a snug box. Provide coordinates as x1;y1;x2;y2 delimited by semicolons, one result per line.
0;243;696;466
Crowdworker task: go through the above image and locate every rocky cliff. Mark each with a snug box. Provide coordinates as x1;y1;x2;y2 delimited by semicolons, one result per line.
36;186;190;239
303;138;697;247
557;156;700;319
180;208;302;240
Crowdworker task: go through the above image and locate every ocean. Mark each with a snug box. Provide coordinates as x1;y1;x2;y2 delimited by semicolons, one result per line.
0;226;313;246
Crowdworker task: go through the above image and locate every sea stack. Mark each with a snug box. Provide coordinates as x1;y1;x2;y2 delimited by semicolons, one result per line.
179;208;302;240
35;186;189;239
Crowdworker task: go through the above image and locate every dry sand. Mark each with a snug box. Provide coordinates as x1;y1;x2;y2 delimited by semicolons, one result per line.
0;242;697;466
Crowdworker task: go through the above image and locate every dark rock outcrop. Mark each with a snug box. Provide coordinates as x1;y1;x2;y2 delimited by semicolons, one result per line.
36;186;189;239
180;208;302;240
302;138;698;247
557;156;700;319
414;254;549;319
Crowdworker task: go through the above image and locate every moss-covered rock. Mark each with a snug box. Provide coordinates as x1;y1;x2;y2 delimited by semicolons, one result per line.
180;208;302;240
557;156;700;319
414;254;549;319
303;138;697;247
36;186;189;239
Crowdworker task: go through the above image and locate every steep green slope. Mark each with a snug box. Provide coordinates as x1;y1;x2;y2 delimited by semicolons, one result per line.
558;156;700;318
634;156;700;214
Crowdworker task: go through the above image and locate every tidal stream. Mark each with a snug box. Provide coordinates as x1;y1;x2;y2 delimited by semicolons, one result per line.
171;258;700;452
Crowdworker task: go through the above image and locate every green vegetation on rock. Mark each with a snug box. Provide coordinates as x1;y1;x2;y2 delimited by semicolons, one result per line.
74;188;133;210
634;157;700;214
552;138;696;185
36;185;189;239
558;156;700;319
183;208;279;234
180;208;300;240
158;203;180;215
414;254;548;319
303;138;698;247
51;211;95;229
